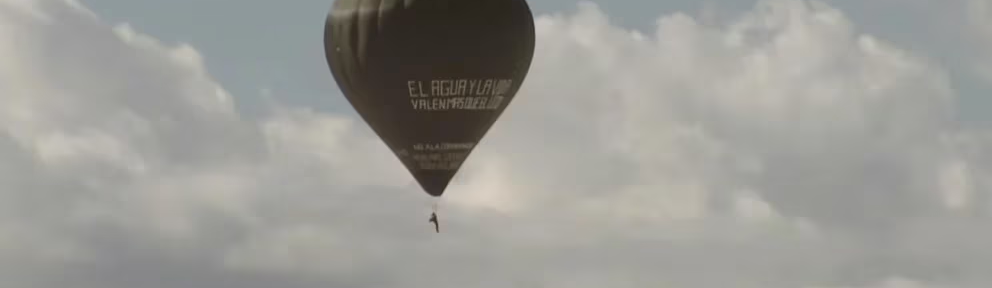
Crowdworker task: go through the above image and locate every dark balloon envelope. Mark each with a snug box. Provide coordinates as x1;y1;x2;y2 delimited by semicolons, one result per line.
324;0;536;197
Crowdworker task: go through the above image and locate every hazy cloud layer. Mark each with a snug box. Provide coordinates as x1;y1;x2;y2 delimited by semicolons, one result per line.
1;0;989;287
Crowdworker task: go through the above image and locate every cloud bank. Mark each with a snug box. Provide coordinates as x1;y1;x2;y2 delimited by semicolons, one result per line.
1;0;989;287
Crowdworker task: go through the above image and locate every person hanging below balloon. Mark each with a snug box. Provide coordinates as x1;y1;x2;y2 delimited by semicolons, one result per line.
323;0;536;233
428;211;439;233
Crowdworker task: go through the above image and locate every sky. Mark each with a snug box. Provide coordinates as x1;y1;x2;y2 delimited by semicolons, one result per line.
1;0;991;287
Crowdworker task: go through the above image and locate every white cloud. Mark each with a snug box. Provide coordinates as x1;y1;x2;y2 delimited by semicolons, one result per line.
0;0;990;287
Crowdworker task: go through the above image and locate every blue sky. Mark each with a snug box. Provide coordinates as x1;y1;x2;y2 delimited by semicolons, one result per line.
3;0;992;287
79;0;717;116
79;0;992;124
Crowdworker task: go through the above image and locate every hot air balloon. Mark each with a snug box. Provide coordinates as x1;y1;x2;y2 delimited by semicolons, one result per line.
323;0;536;200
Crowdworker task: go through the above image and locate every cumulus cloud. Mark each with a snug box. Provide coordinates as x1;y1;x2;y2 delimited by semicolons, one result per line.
0;0;990;288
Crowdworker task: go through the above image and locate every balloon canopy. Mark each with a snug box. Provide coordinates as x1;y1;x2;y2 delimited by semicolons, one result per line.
323;0;536;197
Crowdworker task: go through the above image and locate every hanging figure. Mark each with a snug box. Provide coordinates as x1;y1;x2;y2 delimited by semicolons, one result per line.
324;0;535;235
428;211;439;233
